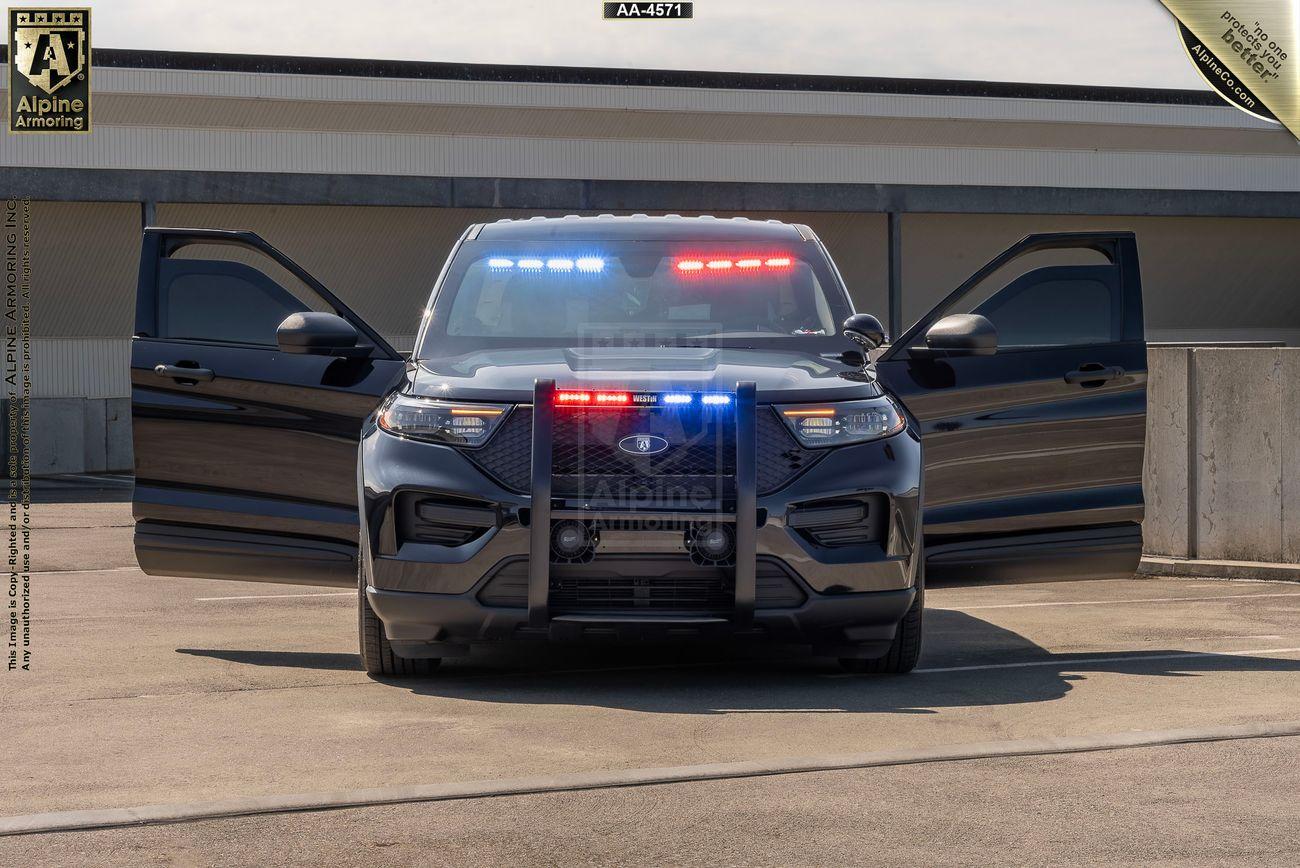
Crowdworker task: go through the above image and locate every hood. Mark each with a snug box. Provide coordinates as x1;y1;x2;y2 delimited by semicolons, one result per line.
409;346;881;404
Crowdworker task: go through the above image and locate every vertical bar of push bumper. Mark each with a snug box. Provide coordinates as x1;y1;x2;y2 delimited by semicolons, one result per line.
734;381;757;625
528;379;555;626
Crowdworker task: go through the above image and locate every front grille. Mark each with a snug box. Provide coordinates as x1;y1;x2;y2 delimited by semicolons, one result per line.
464;406;821;497
477;556;808;612
553;405;733;503
552;573;734;613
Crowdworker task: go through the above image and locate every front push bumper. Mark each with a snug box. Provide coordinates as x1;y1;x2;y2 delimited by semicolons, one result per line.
361;379;923;657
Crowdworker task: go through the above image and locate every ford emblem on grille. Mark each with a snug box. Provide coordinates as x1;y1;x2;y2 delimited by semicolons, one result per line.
618;434;669;456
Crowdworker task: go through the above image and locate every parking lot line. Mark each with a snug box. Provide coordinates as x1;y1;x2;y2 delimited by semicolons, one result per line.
195;592;354;601
908;646;1300;675
4;720;1297;838
938;591;1300;611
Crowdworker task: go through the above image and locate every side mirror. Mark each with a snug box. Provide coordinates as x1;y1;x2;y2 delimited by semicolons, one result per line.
923;314;997;357
276;312;362;356
841;313;886;351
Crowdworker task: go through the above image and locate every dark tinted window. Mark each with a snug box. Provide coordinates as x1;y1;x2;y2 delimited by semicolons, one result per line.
160;260;309;346
973;273;1118;348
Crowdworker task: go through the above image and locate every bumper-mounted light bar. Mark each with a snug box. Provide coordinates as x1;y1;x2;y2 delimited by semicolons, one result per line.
552;390;734;408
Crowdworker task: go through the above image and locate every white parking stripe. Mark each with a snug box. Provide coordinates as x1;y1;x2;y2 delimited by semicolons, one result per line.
937;591;1300;611
195;592;354;601
909;646;1300;675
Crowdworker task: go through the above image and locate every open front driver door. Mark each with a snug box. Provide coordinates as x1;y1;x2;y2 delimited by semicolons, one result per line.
131;228;406;587
874;232;1147;583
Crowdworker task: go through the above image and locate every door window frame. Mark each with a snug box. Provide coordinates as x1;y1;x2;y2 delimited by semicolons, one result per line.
135;227;401;361
879;231;1143;362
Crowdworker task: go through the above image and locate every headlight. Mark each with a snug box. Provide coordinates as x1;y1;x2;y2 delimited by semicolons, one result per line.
377;395;511;447
775;397;905;448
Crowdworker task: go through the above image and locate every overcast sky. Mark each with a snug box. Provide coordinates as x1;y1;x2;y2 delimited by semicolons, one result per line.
31;0;1207;90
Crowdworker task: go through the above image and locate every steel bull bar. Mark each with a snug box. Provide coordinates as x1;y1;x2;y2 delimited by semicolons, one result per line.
527;378;759;635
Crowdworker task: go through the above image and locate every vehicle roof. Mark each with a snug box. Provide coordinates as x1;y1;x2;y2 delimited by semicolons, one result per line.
473;214;814;243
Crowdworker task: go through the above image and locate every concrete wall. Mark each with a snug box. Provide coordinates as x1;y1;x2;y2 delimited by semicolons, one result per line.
7;398;131;476
1143;347;1300;563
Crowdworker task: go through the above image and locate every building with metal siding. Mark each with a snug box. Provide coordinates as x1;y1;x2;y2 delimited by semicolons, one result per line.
2;49;1299;473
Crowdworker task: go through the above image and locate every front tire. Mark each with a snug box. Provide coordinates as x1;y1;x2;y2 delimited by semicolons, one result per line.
839;584;924;675
358;555;440;677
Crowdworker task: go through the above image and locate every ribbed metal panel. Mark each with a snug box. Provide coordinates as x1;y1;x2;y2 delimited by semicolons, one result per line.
31;339;130;398
87;67;1272;131
10;127;1300;191
28;202;141;339
901;213;1300;332
71;93;1300;157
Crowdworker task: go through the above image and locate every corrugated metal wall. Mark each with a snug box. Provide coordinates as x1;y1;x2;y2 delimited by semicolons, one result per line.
901;213;1300;342
6;66;1296;192
15;62;1300;400
27;199;1300;397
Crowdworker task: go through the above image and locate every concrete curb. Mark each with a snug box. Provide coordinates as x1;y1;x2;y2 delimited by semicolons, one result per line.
1140;555;1300;582
4;720;1299;837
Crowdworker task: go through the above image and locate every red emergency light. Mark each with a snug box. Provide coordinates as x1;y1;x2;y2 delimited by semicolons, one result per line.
674;255;794;273
555;390;630;407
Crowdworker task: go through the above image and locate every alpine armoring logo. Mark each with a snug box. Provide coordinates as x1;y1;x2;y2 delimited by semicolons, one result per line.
8;8;91;133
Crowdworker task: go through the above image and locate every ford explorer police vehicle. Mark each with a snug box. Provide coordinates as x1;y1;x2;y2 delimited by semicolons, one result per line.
131;216;1147;676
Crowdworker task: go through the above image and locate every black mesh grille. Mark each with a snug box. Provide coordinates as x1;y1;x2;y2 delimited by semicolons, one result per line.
552;573;734;614
476;556;808;612
553;405;734;503
463;406;821;497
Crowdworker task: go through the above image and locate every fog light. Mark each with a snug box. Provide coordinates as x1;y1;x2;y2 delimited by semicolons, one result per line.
551;519;596;563
686;522;735;565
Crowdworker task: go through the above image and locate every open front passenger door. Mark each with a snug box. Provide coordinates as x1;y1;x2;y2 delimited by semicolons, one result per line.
874;232;1147;583
131;229;406;587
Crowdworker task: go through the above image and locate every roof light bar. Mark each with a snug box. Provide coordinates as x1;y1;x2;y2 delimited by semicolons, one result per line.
674;255;795;274
486;256;605;272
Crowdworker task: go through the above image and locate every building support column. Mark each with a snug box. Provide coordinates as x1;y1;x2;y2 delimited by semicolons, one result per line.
887;211;903;341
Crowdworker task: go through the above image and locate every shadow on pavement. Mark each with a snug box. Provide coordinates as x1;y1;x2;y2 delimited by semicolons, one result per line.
176;648;363;671
175;610;1300;715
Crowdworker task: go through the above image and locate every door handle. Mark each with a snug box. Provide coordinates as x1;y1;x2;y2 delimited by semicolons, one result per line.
1064;363;1123;387
154;363;214;383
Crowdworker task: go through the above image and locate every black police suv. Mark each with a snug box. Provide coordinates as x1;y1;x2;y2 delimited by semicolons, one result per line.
131;216;1147;676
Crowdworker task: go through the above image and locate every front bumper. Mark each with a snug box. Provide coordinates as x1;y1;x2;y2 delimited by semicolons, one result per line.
360;380;923;653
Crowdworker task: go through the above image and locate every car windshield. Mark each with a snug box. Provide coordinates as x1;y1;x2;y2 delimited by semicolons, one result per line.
417;239;852;355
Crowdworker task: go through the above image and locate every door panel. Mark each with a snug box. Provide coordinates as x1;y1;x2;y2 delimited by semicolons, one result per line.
876;232;1146;582
132;229;406;586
